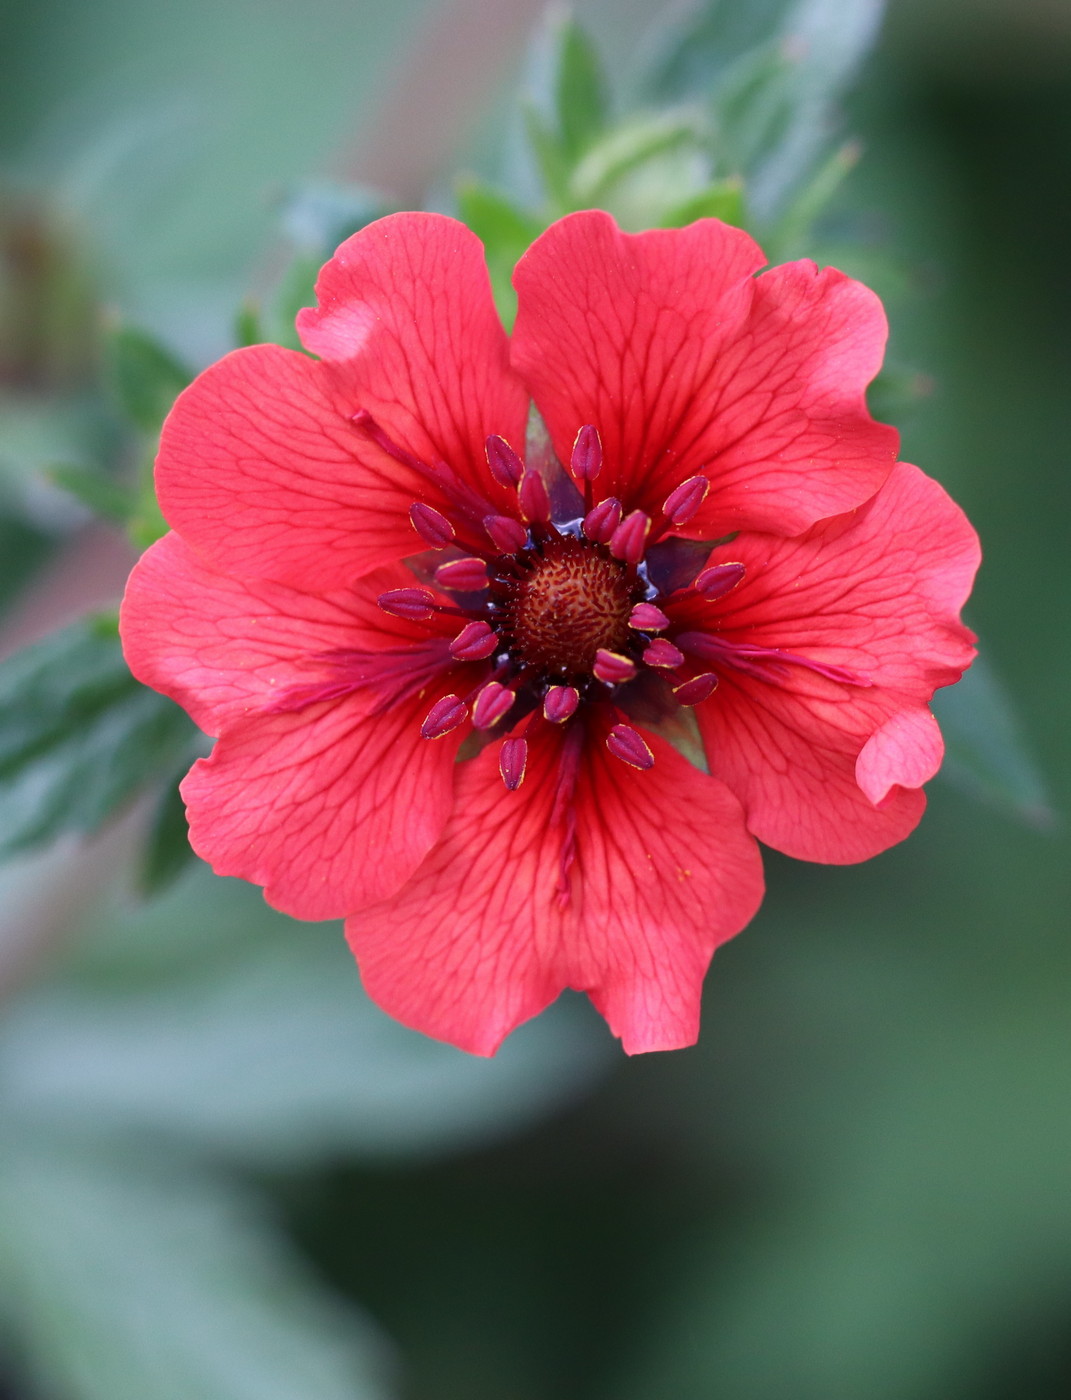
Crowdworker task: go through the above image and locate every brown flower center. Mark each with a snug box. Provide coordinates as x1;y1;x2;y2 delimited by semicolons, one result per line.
503;536;635;678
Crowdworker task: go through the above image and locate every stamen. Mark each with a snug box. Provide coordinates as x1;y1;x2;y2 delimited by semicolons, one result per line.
410;502;455;548
593;649;637;684
486;434;524;488
629;602;670;631
519;470;551;523
673;672;719;705
606;723;654;770
499;737;528;790
609;510;650;564
378;587;435;620
582;497;622;544
662;475;710;525
483;514;528;553
543;685;579;723
472;680;516;728
571;424;603;481
421;694;468;739
450;621;499;661
695;562;746;599
435;556;489;591
643;638;685;669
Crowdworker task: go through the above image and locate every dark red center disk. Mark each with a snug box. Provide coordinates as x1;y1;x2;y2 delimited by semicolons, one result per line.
504;536;635;678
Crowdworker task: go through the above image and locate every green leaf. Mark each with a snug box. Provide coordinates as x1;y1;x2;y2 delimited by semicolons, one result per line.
455;180;543;329
47;463;134;523
569;110;703;205
0;1139;391;1400
104;323;192;435
522;103;572;209
0;616;197;855
551;13;610;161
662;177;747;228
765;138;861;258
277;179;391;256
932;654;1055;828
139;774;196;896
234;299;263;348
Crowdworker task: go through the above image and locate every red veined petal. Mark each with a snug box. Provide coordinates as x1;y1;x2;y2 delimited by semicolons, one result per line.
183;687;464;921
120;532;452;737
347;713;763;1056
690;463;980;861
297;211;529;516
511;210;897;536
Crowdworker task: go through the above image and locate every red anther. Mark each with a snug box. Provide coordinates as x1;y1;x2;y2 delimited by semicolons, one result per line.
695;561;746;599
629;602;670;631
571;424;603;480
519;469;550;523
609;510;650;564
643;638;685;669
472;680;516;729
377;587;435;620
410;502;455;548
673;672;719;706
606;723;655;770
543;685;580;723
434;556;489;591
582;497;622;544
483;514;528;553
450;621;499;660
421;694;468;739
662;475;710;525
499;737;528;790
486;434;524;488
593;649;638;684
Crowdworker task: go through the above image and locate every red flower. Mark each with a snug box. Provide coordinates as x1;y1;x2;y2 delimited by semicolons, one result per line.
120;210;979;1055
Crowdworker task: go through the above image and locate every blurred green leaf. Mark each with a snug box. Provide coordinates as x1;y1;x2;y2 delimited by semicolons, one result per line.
551;13;610;162
48;463;134;523
104;324;192;435
766;138;861;258
139;773;196;896
456;180;543;328
0;1138;392;1400
570;110;703;205
523;104;572;209
0;616;197;855
662;177;747;227
234;299;263;348
932;654;1055;829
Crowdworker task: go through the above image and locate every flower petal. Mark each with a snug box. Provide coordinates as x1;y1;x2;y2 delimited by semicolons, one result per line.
691;463;980;861
155;344;421;589
297;211;529;513
511;210;897;535
120;532;434;737
157;215;528;589
183;687;463;921
347;715;763;1056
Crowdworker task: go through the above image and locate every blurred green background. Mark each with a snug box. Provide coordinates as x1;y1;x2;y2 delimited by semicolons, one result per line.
1;2;1069;1398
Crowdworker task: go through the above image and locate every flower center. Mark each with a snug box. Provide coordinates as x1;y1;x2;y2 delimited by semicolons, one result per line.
501;536;635;678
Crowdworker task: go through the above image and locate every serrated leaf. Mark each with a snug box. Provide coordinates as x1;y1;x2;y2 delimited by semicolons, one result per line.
932;654;1054;828
0;1139;391;1400
552;13;610;161
104;324;192;435
0;617;197;855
